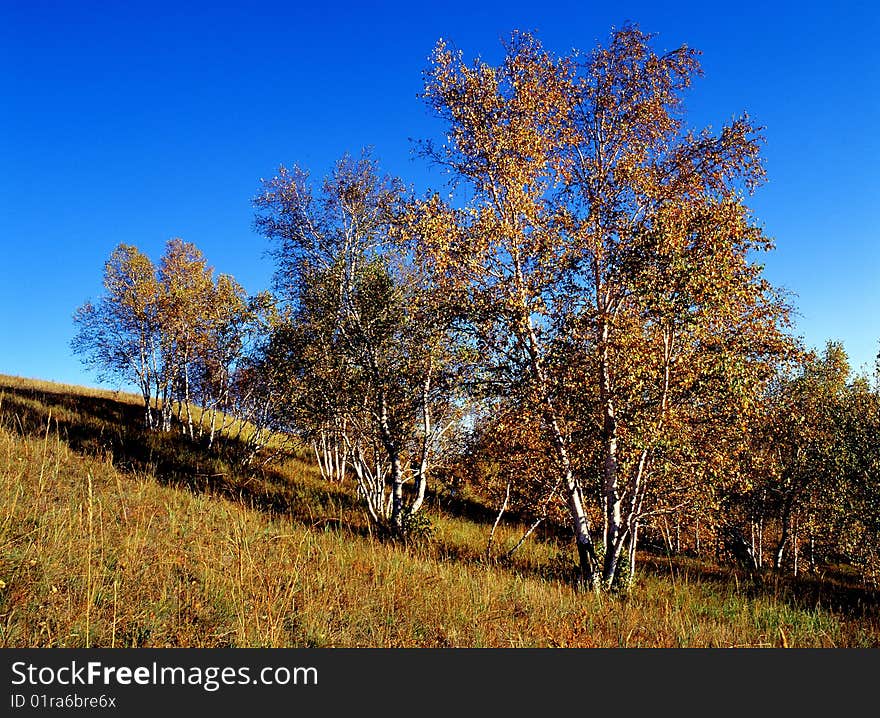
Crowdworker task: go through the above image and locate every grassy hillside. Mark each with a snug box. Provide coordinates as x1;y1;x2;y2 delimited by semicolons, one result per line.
1;374;878;647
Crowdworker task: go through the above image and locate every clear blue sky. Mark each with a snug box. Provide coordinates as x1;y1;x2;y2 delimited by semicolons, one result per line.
2;0;878;388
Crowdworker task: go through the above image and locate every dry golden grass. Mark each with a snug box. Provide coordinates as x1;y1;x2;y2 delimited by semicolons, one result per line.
0;375;878;647
0;374;143;404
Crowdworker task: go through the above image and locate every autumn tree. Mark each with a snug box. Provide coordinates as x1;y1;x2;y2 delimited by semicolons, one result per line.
225;308;311;465
72;244;162;428
254;151;459;536
415;26;792;588
190;276;271;448
149;238;212;433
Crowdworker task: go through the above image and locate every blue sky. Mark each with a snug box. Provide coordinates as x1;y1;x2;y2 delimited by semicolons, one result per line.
2;0;878;388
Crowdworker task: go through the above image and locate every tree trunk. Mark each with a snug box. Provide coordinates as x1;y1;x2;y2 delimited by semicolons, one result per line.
409;377;432;516
751;522;757;562
141;381;153;430
183;355;194;440
661;516;673;554
375;390;405;536
775;496;794;571
675;517;681;555
160;378;174;433
139;343;154;430
520;300;599;588
547;411;599;588
539;401;600;587
486;480;511;561
208;406;217;448
627;522;639;588
809;531;816;573
758;517;764;568
389;450;404;534
599;322;624;586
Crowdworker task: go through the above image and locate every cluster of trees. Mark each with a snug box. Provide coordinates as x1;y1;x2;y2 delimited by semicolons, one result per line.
730;343;880;580
251;154;463;534
72;25;880;589
72;239;279;461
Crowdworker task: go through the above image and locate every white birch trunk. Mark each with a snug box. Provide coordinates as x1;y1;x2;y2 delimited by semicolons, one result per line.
599;320;625;585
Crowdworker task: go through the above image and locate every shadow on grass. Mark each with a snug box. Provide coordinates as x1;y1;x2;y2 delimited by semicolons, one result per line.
0;384;371;541
0;382;576;585
638;549;880;621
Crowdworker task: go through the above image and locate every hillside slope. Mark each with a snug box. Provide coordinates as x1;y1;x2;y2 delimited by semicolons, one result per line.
1;375;877;647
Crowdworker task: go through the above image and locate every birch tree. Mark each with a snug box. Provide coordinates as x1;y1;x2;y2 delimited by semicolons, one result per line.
192;277;267;448
562;29;794;585
254;151;459;536
416;26;792;588
156;238;215;434
72;244;162;428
